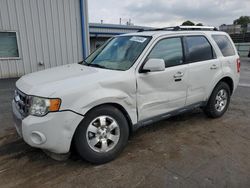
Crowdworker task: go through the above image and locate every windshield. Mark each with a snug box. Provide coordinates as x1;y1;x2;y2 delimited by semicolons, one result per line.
85;36;151;71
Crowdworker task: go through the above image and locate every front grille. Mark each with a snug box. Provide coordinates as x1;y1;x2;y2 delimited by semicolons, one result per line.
14;89;30;117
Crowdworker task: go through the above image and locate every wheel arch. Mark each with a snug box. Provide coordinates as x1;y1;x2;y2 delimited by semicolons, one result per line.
70;103;134;151
96;103;134;135
207;76;234;102
217;76;234;95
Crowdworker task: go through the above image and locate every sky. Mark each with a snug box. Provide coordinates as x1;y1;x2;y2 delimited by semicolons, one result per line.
88;0;250;28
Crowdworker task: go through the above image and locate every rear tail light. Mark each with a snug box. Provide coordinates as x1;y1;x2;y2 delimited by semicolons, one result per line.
236;58;240;73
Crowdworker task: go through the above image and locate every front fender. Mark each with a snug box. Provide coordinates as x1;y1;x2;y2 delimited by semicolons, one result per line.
70;88;137;124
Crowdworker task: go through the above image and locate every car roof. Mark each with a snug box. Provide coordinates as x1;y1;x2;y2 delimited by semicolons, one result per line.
120;30;227;38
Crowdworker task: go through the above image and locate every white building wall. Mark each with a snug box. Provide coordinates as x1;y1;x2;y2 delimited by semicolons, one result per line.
0;0;83;78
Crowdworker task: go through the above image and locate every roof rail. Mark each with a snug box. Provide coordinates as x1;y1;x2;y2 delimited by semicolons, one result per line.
137;26;179;32
137;26;218;32
178;26;218;31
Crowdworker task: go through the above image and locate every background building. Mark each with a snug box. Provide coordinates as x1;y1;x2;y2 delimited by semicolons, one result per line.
0;0;149;79
219;24;241;34
219;24;250;56
89;23;151;52
219;24;250;42
0;0;85;79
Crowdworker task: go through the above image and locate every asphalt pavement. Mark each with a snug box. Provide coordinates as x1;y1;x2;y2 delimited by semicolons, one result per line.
0;58;250;188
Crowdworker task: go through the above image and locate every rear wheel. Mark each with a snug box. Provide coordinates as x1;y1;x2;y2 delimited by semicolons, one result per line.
204;82;231;118
74;105;129;164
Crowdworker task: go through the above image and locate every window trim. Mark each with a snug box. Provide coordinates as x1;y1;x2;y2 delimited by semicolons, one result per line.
183;35;216;64
0;30;21;60
139;36;186;73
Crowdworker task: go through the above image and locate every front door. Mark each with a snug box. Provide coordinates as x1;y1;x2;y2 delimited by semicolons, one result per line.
136;37;188;121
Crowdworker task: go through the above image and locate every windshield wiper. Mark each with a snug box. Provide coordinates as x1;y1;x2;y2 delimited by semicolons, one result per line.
79;60;107;69
78;60;88;65
87;64;107;69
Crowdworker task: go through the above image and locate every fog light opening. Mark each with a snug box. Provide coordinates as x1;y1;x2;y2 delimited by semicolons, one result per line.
31;131;46;145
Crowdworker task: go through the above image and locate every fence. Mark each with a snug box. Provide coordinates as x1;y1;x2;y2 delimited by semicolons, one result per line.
230;33;250;43
235;43;250;57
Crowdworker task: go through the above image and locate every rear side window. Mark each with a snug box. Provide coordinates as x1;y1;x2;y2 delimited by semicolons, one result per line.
147;37;183;68
184;36;214;63
212;35;235;57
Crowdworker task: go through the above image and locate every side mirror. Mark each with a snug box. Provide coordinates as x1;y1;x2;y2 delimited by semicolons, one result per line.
141;58;165;73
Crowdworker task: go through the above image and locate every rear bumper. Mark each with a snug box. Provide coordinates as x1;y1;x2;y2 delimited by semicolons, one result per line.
12;100;84;154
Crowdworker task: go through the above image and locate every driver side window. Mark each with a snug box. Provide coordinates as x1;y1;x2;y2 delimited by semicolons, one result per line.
148;37;184;68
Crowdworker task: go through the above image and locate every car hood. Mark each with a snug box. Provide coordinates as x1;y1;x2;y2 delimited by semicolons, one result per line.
16;63;120;97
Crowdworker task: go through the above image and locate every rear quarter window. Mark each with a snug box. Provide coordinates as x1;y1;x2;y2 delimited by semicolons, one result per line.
212;35;236;57
184;36;214;63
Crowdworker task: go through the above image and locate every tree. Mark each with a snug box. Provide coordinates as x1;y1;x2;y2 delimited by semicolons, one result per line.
182;20;195;26
196;23;203;26
233;16;250;33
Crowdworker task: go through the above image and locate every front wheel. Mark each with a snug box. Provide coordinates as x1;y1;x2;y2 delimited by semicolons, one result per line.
74;105;129;164
204;82;231;118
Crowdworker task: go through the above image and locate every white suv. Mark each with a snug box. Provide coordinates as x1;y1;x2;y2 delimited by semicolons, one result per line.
12;26;240;164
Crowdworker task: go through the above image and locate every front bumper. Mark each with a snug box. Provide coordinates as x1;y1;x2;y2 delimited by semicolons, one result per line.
12;100;23;137
12;100;84;154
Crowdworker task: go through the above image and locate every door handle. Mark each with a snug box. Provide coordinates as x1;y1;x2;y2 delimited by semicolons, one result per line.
173;71;184;78
210;64;218;70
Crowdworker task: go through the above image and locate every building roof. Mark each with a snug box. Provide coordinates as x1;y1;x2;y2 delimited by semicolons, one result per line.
89;23;152;30
89;23;152;37
89;24;225;38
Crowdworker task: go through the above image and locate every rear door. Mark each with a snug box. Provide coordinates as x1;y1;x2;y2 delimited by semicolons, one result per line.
184;35;222;105
136;37;188;121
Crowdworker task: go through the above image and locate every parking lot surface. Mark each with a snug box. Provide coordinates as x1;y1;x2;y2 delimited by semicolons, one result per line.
0;58;250;188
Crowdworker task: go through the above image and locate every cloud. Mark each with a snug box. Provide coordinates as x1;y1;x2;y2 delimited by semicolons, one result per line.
88;0;250;27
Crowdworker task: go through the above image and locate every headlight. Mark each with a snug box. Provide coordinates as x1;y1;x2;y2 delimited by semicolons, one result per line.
29;96;61;116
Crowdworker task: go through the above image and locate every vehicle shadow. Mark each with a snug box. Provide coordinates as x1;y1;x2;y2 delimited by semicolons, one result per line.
134;108;207;135
0;108;209;166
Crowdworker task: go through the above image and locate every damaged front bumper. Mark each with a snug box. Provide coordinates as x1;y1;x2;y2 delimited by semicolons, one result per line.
12;100;84;154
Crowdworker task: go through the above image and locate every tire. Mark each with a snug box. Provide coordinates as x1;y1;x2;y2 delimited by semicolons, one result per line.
74;105;129;164
204;82;231;118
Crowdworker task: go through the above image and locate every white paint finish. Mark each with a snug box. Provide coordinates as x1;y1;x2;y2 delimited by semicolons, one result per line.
0;0;83;78
13;30;240;154
137;64;188;120
186;59;222;105
21;108;83;153
16;63;138;125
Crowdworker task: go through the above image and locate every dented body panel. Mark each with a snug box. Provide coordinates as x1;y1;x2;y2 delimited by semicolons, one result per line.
136;64;188;120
